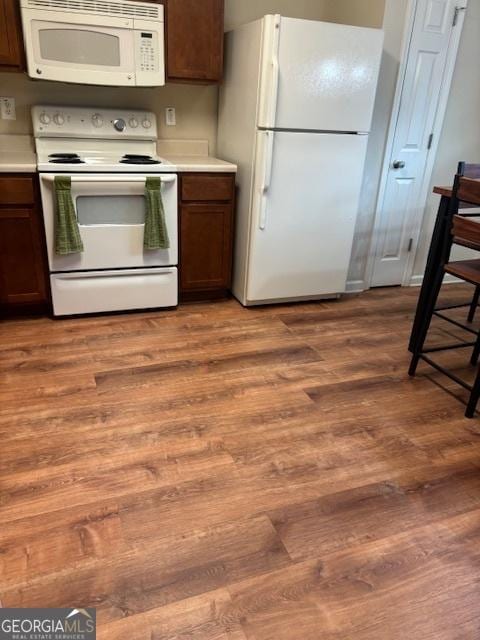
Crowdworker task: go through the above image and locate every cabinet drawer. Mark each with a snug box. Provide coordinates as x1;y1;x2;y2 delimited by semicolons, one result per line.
0;176;35;204
181;174;234;202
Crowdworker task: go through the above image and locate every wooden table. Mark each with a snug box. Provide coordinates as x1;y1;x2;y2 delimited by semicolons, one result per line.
408;184;479;353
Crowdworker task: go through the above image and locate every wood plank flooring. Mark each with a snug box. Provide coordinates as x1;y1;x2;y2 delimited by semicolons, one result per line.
2;285;480;639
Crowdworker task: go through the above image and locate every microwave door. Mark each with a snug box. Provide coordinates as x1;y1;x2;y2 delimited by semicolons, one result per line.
22;10;137;86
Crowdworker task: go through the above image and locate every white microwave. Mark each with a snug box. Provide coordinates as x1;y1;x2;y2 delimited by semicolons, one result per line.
20;0;165;87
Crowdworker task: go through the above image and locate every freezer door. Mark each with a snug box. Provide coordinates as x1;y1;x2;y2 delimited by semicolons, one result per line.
258;16;383;133
245;130;368;304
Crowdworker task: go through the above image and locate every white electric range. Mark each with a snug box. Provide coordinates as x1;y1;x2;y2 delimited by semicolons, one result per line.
34;105;178;317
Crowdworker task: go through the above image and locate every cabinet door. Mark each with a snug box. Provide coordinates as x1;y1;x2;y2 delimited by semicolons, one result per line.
180;203;233;292
166;0;224;83
0;0;24;70
0;208;48;306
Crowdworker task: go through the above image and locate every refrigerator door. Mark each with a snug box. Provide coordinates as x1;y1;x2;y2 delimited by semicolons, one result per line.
244;130;368;305
258;16;383;133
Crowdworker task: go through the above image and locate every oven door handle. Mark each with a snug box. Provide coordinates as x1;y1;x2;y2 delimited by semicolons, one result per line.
41;175;177;184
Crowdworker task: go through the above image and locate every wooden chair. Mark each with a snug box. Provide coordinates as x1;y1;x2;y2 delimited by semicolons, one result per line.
409;175;480;418
458;163;480;322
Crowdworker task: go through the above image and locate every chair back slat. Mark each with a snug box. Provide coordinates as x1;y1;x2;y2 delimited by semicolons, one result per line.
452;214;480;250
459;162;480;179
456;177;480;206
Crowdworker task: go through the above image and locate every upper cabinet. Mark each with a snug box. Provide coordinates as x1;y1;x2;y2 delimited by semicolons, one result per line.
165;0;224;83
0;0;24;71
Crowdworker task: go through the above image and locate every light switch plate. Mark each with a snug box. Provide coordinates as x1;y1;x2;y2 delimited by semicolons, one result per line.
0;97;16;120
165;107;176;126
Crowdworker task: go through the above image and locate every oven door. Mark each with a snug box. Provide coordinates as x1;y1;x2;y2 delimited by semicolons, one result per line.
40;174;178;272
22;9;139;86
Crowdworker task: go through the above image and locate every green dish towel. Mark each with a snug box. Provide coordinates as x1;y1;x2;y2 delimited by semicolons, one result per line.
54;176;84;255
144;177;170;250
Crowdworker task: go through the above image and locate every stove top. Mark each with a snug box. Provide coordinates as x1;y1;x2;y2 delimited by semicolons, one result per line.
120;154;162;165
33;106;175;174
49;153;85;165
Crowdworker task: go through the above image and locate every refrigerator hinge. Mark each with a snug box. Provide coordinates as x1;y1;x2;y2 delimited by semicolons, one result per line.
407;238;414;253
453;6;466;26
427;133;434;150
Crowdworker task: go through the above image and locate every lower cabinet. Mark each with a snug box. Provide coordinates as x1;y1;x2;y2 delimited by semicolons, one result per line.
179;173;235;300
0;174;50;312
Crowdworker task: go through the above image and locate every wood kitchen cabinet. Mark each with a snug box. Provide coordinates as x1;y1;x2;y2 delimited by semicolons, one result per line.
179;173;235;301
0;175;50;312
0;0;24;71
165;0;224;83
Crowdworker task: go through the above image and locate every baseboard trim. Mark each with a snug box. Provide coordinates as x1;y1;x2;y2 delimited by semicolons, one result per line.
409;273;460;287
345;279;366;293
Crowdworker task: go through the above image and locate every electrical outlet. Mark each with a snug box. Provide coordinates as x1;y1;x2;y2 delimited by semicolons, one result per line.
0;97;16;120
165;107;176;126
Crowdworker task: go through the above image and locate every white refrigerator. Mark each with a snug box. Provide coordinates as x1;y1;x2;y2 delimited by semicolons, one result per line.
217;15;384;305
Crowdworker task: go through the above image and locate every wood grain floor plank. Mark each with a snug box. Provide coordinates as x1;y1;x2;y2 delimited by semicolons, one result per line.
1;515;292;623
221;509;480;640
98;589;247;639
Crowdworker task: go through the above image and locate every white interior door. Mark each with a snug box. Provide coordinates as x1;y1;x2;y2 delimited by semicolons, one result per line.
371;0;467;287
245;130;368;304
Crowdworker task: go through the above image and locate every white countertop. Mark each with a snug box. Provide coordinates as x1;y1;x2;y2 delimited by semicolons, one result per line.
160;155;237;173
0;136;237;174
0;135;37;173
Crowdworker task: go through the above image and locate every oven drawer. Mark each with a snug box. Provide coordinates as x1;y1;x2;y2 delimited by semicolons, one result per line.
50;268;177;316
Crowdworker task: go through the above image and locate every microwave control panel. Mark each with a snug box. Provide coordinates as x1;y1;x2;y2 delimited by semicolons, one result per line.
134;22;165;86
138;32;158;73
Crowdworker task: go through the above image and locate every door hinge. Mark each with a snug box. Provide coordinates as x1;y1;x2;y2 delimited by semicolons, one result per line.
407;238;413;252
427;133;434;150
453;6;466;26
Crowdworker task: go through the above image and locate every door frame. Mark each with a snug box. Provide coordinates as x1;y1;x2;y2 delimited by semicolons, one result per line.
365;0;468;289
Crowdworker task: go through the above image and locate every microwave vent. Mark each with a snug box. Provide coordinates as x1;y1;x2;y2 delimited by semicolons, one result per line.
25;0;162;19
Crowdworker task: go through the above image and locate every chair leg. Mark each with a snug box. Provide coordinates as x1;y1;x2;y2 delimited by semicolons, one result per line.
465;366;480;418
471;330;480;366
468;285;480;323
409;269;445;377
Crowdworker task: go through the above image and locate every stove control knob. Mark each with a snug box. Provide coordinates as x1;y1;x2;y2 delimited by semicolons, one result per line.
114;118;126;132
39;112;51;125
129;117;139;129
142;118;152;129
92;113;104;128
53;113;65;126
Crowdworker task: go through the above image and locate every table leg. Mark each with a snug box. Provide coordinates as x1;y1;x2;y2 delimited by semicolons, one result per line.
408;195;450;353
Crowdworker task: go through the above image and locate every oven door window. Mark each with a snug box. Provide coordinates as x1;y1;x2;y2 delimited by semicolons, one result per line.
38;28;121;67
76;196;145;225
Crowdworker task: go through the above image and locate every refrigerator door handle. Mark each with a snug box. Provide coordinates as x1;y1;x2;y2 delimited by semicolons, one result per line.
259;131;275;230
266;17;281;128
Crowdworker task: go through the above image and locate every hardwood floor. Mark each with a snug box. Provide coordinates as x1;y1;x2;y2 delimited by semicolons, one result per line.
1;284;480;639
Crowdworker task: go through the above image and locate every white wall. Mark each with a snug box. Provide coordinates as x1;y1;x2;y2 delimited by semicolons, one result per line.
225;0;384;30
322;0;385;28
224;0;329;30
413;0;480;277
